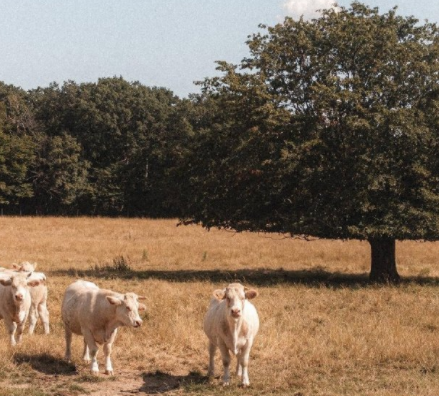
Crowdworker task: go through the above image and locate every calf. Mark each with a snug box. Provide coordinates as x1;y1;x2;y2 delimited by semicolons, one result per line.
13;262;37;272
62;280;146;375
203;282;259;387
0;271;46;345
12;262;50;334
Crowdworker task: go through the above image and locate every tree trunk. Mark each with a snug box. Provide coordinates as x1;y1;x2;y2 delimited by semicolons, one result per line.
368;238;400;283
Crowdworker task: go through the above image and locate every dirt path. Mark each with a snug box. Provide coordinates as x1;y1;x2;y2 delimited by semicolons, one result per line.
87;369;185;395
24;368;206;396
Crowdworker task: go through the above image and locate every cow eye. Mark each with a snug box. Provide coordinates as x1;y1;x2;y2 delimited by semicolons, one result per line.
126;306;132;312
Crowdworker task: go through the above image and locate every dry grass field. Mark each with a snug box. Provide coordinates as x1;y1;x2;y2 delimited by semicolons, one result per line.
1;217;439;395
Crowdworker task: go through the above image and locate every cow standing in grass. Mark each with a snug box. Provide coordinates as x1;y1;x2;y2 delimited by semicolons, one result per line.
61;280;146;375
12;262;50;335
0;271;46;345
204;282;260;387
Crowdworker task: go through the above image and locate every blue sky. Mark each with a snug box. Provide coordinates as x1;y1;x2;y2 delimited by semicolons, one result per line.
1;0;438;98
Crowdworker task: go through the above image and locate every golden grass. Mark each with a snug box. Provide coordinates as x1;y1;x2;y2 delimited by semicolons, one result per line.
1;217;439;395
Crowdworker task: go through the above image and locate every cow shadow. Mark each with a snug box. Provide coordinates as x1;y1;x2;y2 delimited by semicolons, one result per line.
14;353;77;375
50;267;439;288
140;370;206;394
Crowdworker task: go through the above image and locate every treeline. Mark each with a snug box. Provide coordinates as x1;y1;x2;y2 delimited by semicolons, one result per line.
0;77;198;217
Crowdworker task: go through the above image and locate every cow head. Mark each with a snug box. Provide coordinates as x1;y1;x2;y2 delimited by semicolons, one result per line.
107;292;146;328
13;261;37;273
213;283;258;319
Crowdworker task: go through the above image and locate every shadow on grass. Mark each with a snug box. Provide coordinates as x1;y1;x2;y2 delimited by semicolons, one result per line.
140;370;207;394
51;266;373;287
13;353;77;376
49;266;439;288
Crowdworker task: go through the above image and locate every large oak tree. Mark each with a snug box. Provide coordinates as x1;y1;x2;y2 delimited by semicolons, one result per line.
181;2;439;282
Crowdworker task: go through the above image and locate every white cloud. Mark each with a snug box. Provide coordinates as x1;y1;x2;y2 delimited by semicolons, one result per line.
282;0;339;20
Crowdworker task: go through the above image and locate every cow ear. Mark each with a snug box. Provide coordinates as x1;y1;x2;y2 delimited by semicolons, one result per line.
245;289;258;300
12;263;20;270
213;289;226;300
27;279;42;287
138;303;147;312
0;278;12;286
137;295;146;301
107;296;122;306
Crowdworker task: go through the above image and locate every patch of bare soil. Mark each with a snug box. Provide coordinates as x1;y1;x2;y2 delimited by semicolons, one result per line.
6;368;205;396
10;352;206;396
84;369;206;396
87;370;170;395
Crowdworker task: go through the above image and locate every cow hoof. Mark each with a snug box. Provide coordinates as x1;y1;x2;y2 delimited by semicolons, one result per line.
105;370;114;375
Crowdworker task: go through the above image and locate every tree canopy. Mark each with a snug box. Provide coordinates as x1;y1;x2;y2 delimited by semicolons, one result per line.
0;82;36;209
180;2;439;282
0;78;193;216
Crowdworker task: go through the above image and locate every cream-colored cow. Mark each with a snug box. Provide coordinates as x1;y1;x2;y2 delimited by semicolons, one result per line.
204;282;260;387
12;262;49;334
0;271;46;345
62;280;146;375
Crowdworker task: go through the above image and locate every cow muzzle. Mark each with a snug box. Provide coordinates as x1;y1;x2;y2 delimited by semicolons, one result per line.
133;319;143;328
231;308;241;318
15;293;24;302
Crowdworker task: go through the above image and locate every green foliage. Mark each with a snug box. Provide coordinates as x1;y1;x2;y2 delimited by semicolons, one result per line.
181;2;439;242
0;82;37;210
0;131;35;207
0;81;37;135
29;77;193;216
28;132;90;214
0;76;195;216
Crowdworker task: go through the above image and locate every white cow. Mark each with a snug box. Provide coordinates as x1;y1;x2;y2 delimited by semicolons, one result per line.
204;282;260;387
0;271;46;345
12;262;50;334
61;280;146;375
12;262;37;272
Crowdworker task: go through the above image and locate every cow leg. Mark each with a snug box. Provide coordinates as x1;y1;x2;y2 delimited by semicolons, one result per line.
82;339;90;363
4;318;17;346
16;319;26;344
64;325;73;361
218;341;231;386
236;351;242;378
239;341;253;387
103;342;114;375
28;304;38;334
103;329;118;375
38;302;50;334
83;329;99;374
207;341;216;378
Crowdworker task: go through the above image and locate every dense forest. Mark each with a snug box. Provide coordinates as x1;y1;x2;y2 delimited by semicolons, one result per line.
0;77;196;217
